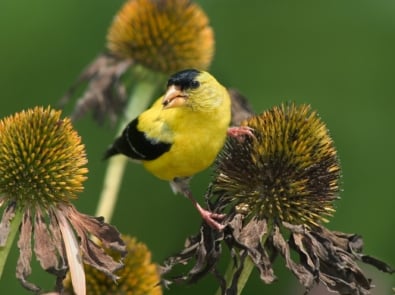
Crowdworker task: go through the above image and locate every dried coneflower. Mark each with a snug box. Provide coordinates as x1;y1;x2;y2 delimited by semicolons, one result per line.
213;103;339;226
64;235;162;295
161;103;394;294
0;107;126;295
60;0;215;124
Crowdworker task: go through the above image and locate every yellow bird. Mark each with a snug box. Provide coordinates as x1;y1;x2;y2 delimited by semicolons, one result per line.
104;69;251;229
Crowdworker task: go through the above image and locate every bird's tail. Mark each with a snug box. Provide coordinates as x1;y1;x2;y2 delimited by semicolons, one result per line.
102;145;119;160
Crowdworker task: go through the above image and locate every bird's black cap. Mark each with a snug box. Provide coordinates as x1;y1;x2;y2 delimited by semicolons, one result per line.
167;69;201;90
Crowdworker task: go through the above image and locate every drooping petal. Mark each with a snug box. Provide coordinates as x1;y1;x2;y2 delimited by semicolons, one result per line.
16;209;39;292
161;223;223;285
229;215;275;284
34;208;59;271
59;53;133;124
64;204;125;279
55;208;86;295
48;209;67;269
0;201;16;246
33;207;68;289
272;225;315;290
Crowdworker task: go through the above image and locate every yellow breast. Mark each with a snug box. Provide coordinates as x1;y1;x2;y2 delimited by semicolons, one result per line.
141;89;231;181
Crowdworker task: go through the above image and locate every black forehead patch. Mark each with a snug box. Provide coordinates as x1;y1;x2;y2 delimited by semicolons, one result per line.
167;69;201;90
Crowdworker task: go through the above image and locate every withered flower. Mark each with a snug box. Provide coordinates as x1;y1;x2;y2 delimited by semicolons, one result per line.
214;103;340;226
60;0;215;124
64;235;162;295
161;103;394;294
0;107;126;294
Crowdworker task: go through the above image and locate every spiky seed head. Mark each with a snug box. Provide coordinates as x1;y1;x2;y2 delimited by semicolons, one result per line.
213;103;341;226
107;0;214;74
0;106;88;208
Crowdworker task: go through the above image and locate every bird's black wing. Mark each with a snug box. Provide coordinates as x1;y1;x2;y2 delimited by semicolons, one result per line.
103;117;171;161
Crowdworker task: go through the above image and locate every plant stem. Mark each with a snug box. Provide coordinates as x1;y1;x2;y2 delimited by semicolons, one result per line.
215;222;272;295
215;255;255;295
236;256;256;293
0;207;23;279
95;72;165;222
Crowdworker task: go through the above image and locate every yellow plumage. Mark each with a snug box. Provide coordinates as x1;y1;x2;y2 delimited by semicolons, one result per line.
139;72;231;180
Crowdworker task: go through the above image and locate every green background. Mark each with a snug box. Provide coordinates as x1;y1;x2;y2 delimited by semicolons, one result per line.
0;0;394;294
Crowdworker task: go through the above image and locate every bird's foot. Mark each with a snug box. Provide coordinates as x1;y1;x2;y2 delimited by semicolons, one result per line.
227;126;255;141
196;203;226;231
172;178;227;231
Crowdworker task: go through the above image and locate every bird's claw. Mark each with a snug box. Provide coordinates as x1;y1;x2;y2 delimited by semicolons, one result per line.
227;126;255;141
196;204;226;231
202;212;226;231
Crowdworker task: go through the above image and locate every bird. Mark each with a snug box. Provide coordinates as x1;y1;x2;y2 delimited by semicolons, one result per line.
104;69;252;230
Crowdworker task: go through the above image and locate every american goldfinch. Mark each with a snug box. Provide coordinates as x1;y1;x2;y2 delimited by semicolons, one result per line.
104;69;252;229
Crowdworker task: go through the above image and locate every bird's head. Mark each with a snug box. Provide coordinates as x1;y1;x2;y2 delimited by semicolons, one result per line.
162;69;226;111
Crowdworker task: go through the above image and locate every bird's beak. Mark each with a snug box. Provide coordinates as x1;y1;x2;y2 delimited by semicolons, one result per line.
162;85;188;109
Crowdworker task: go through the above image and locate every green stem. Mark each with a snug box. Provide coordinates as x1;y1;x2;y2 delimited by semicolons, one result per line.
95;72;165;222
236;256;256;293
215;256;255;295
0;207;23;279
215;221;273;295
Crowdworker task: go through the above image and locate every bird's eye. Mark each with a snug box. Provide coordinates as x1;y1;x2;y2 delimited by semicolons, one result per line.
190;80;200;89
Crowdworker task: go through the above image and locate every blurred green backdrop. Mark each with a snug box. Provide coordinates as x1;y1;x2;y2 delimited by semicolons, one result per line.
0;0;394;294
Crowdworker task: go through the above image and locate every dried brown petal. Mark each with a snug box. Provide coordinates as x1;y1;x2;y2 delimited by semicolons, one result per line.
59;53;132;124
16;209;38;292
11;203;126;293
48;211;68;293
34;209;58;271
161;223;223;286
33;208;67;281
347;234;394;273
56;207;86;295
272;225;315;289
49;210;67;268
228;215;275;284
0;201;16;246
162;212;394;294
65;205;126;279
284;223;394;294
